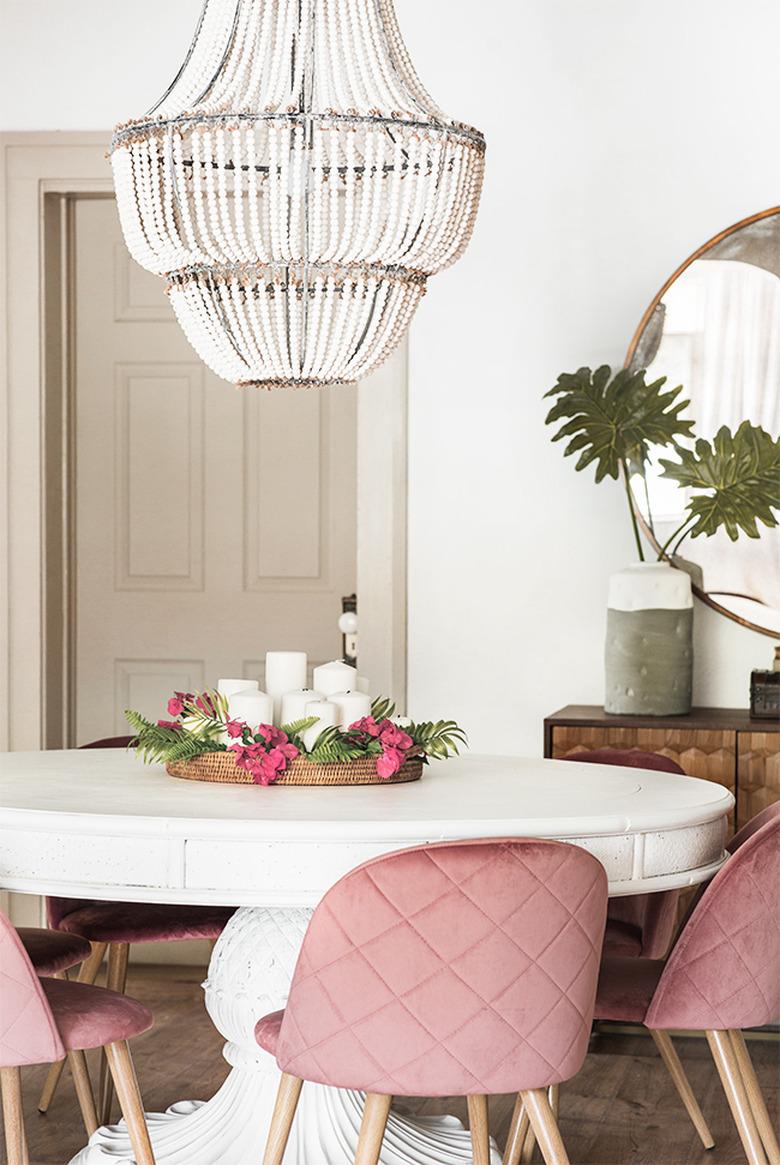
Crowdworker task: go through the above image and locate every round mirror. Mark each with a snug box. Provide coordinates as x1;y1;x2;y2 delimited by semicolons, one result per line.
626;207;780;637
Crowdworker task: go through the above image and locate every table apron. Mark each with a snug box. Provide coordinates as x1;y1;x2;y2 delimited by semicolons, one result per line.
0;816;728;905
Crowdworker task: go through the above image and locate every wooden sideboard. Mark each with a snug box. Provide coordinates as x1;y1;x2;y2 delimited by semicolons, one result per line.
544;705;780;832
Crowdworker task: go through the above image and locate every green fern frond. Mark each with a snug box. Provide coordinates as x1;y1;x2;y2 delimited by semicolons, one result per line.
280;716;319;742
408;720;468;760
370;695;396;721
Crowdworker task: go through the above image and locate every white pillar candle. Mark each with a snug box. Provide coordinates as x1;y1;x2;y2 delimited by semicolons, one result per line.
302;699;340;751
312;659;358;697
218;678;259;698
330;690;372;728
356;676;370;694
265;652;308;722
228;689;274;730
280;689;323;727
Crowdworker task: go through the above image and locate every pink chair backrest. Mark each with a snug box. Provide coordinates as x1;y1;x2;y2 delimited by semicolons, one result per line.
0;911;65;1067
566;749;685;775
47;736;135;929
646;813;780;1031
275;838;608;1096
727;801;780;855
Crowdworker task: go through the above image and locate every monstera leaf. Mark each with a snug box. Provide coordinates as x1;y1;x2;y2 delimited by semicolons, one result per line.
659;421;780;541
544;365;694;482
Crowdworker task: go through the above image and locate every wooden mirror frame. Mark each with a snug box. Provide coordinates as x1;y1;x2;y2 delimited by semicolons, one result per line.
624;205;780;639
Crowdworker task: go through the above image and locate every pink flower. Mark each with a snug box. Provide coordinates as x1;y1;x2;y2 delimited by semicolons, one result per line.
226;719;245;739
167;696;185;717
376;747;405;779
350;716;381;737
378;721;413;751
195;692;216;716
157;719;182;730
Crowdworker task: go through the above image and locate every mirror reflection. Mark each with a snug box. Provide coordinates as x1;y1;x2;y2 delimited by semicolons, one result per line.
629;210;780;636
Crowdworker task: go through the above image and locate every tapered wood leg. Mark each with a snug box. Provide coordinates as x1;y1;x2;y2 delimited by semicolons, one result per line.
1;1066;28;1165
262;1073;303;1165
104;1041;155;1165
354;1093;392;1165
650;1029;715;1149
520;1083;557;1162
67;1049;99;1136
98;942;130;1124
707;1030;768;1165
522;1088;570;1165
38;940;107;1114
467;1095;490;1165
730;1030;780;1165
503;1095;531;1165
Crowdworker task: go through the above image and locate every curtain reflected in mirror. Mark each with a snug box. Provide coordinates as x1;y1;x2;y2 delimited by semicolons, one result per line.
628;209;780;636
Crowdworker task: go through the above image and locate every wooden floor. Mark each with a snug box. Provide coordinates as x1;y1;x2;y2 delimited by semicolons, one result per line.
5;964;778;1165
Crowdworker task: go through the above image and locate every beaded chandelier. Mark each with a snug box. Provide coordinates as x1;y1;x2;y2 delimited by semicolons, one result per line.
110;0;485;389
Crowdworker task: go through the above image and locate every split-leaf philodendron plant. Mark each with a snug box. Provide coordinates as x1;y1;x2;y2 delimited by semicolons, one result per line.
544;365;780;561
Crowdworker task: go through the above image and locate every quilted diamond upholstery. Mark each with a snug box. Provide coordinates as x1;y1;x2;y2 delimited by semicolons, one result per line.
565;750;683;959
643;813;780;1031
260;838;607;1096
0;913;65;1068
726;801;780;855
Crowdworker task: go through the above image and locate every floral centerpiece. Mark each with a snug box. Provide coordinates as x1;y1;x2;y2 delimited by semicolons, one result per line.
126;692;466;787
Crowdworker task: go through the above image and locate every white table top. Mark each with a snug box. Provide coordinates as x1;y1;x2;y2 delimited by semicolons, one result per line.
0;749;733;905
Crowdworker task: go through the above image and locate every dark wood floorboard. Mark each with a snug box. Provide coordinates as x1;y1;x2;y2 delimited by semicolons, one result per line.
4;965;778;1164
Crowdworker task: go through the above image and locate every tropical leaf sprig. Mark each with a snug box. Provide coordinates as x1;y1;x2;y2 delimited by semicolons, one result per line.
544;365;694;559
658;421;780;553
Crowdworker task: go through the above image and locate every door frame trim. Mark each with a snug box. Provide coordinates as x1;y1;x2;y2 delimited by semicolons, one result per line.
0;131;408;752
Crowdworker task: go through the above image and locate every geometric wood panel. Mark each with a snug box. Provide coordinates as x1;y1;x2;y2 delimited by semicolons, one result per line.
550;724;737;832
243;389;328;590
737;731;780;825
114;363;204;590
113;244;172;322
114;659;205;734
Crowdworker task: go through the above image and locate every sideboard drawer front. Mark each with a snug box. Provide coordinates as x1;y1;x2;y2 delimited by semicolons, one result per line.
737;731;780;824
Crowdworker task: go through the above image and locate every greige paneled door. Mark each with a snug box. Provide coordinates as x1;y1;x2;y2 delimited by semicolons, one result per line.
74;197;357;743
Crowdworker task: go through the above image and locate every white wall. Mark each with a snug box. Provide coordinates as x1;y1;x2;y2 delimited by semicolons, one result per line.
1;0;776;757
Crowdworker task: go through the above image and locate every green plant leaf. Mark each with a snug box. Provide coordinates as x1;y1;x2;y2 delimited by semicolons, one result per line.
280;716;319;739
370;695;396;721
659;421;780;542
408;720;468;761
544;366;694;482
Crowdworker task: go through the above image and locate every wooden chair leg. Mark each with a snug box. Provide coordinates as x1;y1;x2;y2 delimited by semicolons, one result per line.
520;1083;557;1163
104;1041;155;1165
467;1095;491;1165
503;1095;531;1165
354;1093;392;1165
67;1049;99;1136
650;1029;715;1149
522;1088;570;1165
98;942;130;1125
263;1073;303;1165
1;1066;28;1165
38;940;107;1114
730;1031;780;1165
706;1030;768;1165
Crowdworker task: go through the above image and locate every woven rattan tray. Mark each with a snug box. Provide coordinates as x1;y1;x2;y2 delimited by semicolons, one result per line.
166;752;423;786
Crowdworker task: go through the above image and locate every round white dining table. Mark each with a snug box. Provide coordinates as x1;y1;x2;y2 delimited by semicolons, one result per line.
0;749;733;1165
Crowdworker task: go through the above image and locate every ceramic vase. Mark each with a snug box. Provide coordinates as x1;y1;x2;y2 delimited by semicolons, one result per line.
605;561;693;715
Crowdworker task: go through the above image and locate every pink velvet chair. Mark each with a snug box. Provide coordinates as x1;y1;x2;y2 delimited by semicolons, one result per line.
564;748;684;958
593;810;780;1165
254;837;608;1165
32;735;235;1125
0;911;156;1165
